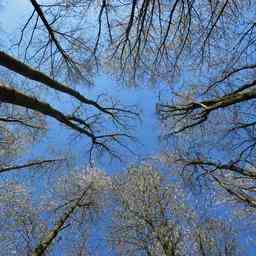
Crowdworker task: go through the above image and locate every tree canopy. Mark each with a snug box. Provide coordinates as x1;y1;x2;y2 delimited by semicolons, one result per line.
0;0;256;255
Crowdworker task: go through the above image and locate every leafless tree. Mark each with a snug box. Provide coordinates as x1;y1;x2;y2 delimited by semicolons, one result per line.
32;166;110;256
0;182;47;255
0;163;243;255
195;218;238;256
0;1;256;254
108;165;240;255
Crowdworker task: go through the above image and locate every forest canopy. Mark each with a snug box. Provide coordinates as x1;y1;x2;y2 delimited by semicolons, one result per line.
0;0;256;255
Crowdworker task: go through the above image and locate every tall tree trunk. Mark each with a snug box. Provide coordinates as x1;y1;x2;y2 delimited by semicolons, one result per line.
32;191;89;256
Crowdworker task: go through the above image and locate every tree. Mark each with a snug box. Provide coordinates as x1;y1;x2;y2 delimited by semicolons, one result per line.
195;219;238;256
0;164;246;255
11;0;255;208
1;0;255;168
0;181;47;255
0;51;137;161
0;0;138;162
83;0;256;208
0;166;110;255
1;0;256;254
109;165;240;256
32;166;110;255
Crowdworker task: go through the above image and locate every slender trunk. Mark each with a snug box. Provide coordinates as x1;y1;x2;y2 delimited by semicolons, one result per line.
32;204;77;256
32;191;89;256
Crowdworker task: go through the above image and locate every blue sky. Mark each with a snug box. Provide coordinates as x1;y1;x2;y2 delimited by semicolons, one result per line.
0;0;161;172
0;1;256;255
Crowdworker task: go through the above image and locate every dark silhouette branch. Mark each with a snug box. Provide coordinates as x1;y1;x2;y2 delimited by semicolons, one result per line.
0;159;64;174
0;84;94;138
0;117;45;130
0;51;113;115
159;80;256;133
29;0;69;62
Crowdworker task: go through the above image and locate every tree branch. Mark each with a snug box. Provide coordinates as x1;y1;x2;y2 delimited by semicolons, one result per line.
0;84;94;139
159;80;256;133
0;159;64;174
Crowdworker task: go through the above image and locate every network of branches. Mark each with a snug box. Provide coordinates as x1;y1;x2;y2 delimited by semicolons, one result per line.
0;0;256;255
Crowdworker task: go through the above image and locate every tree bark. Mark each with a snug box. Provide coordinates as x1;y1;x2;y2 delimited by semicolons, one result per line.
0;85;94;139
0;51;110;115
32;190;90;256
